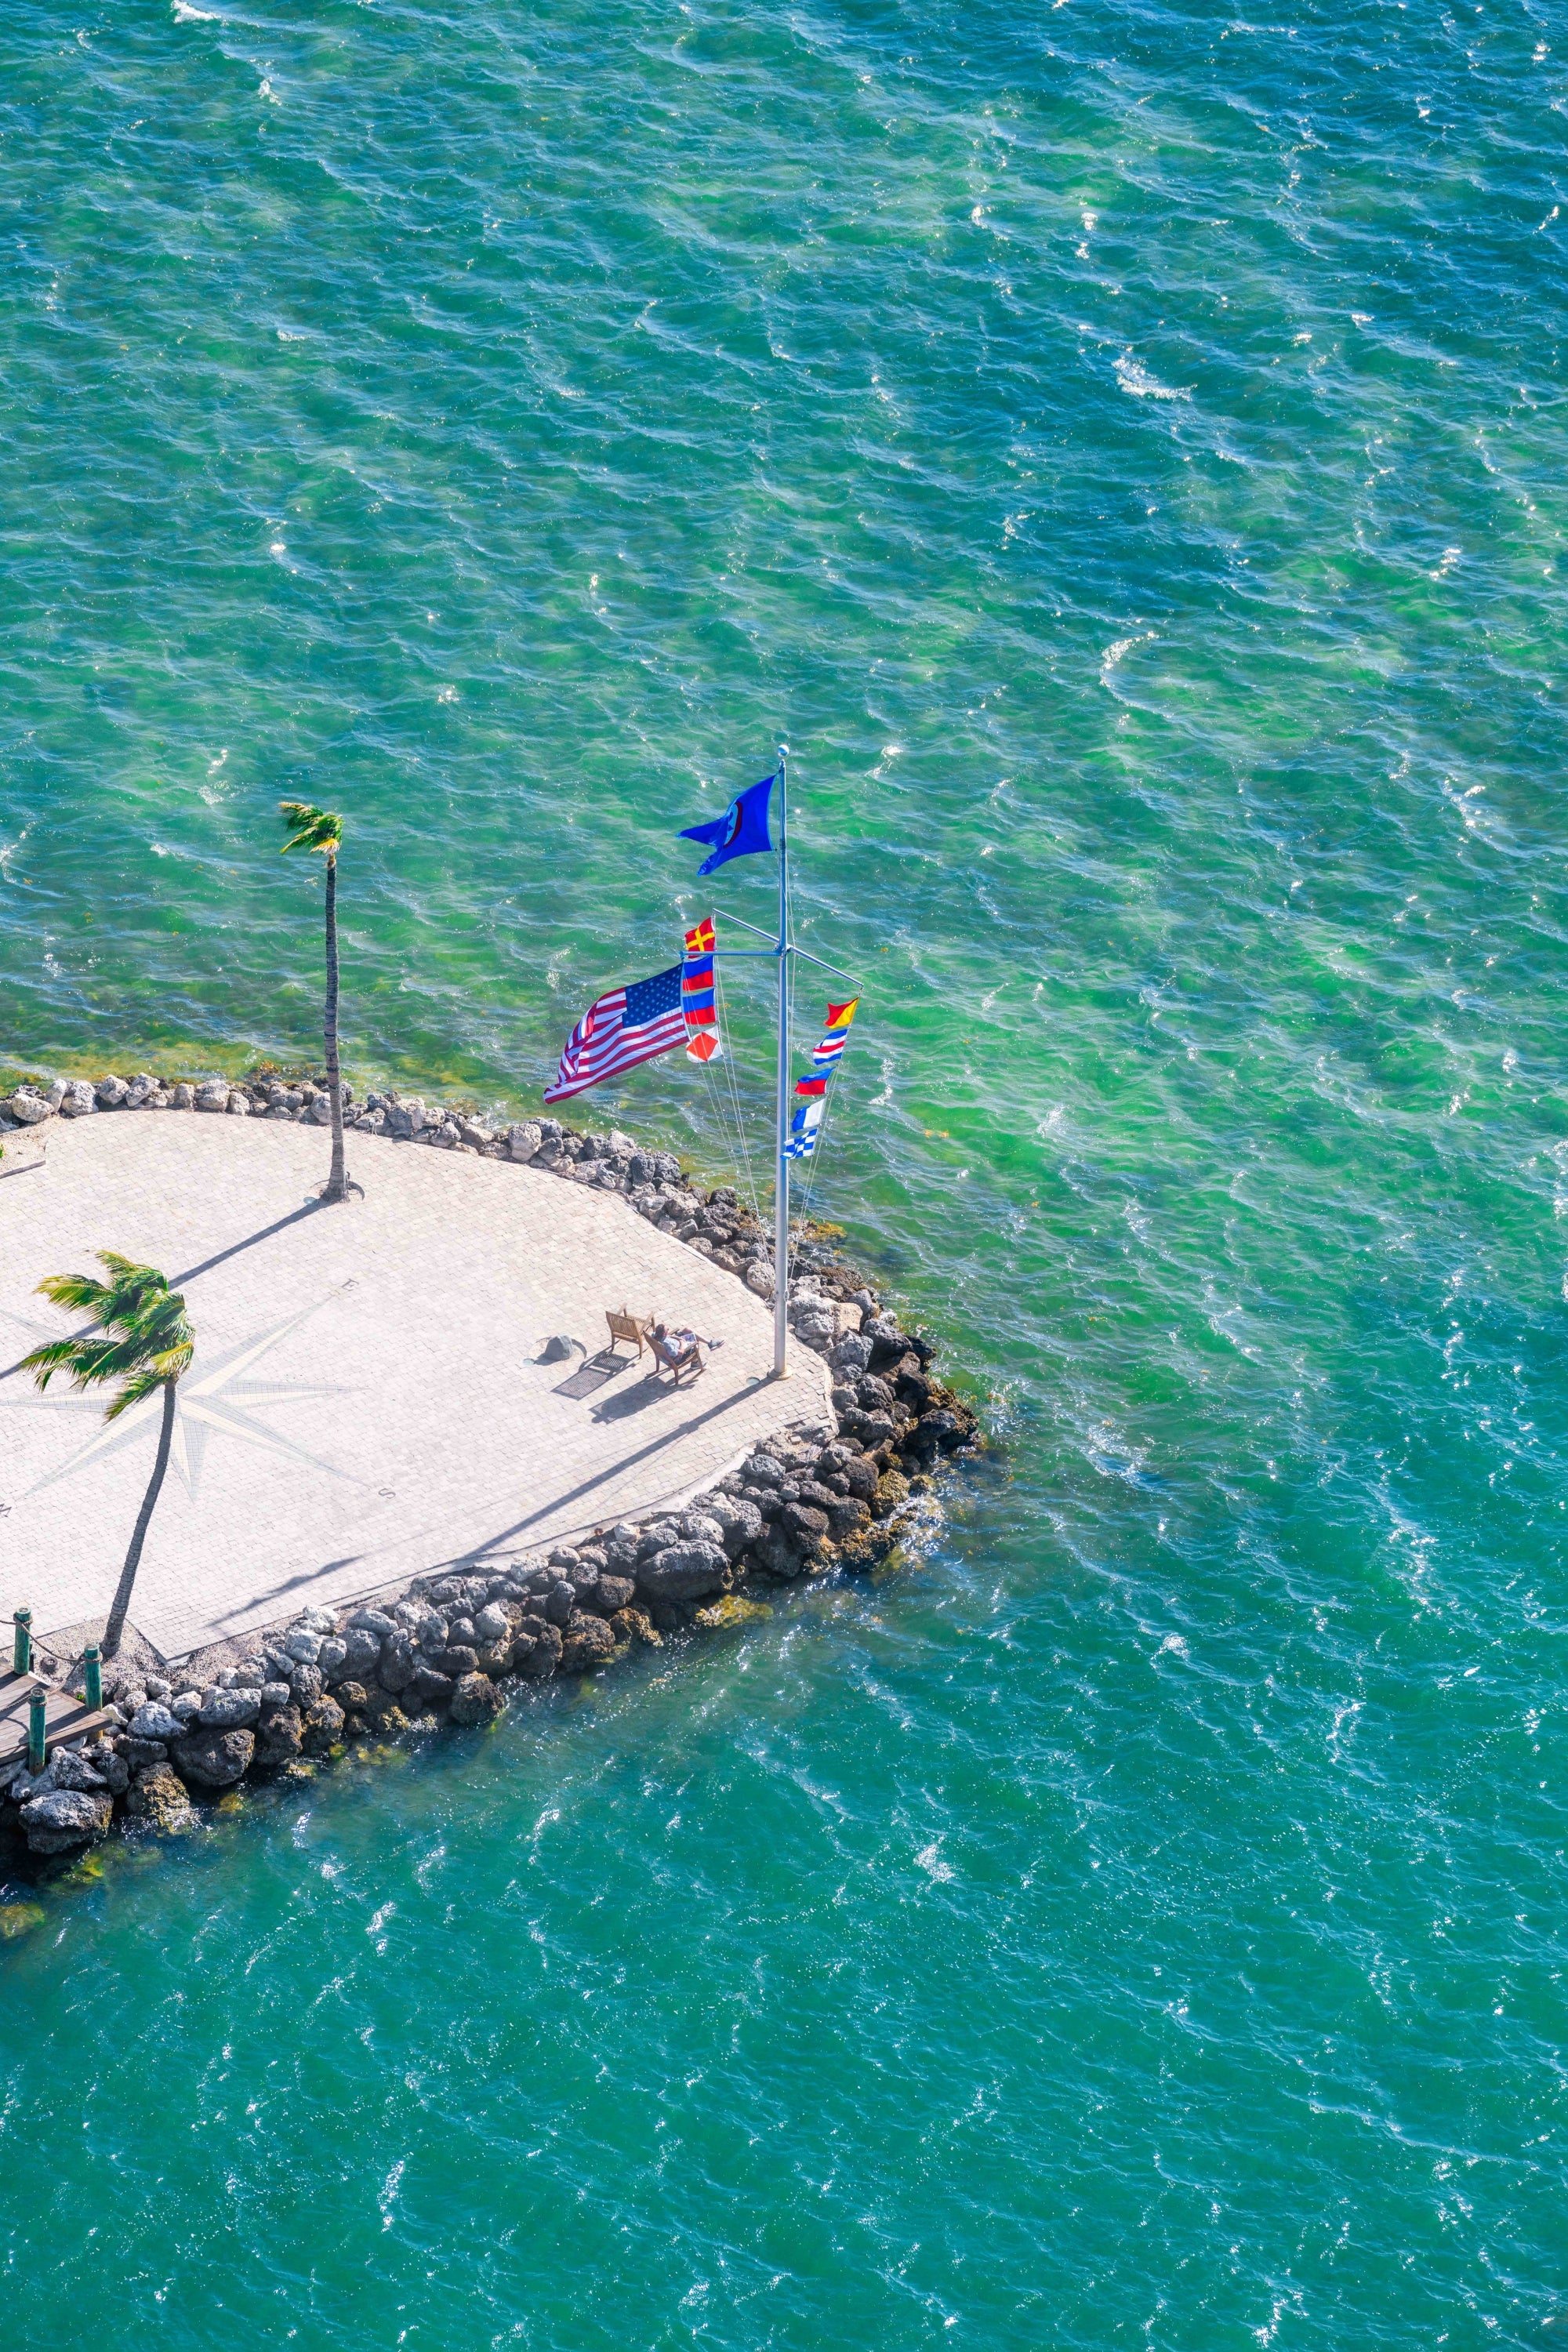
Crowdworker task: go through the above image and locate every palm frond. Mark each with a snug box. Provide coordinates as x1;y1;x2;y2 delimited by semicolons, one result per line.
279;800;343;858
94;1254;170;1328
18;1337;89;1390
35;1272;113;1315
104;1363;181;1421
26;1253;194;1419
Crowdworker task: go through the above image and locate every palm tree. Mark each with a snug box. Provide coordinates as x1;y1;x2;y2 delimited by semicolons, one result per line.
22;1254;194;1661
280;799;349;1205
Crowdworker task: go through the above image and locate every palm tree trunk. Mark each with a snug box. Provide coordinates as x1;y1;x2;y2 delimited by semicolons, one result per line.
103;1380;177;1661
322;851;347;1203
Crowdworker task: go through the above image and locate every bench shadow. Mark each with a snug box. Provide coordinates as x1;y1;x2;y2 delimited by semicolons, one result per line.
587;1370;676;1419
553;1349;626;1403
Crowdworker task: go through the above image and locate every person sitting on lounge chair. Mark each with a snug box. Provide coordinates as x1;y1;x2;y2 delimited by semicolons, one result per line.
648;1323;706;1385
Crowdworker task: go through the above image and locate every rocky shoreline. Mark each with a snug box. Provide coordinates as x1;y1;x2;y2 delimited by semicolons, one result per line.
0;1063;981;1866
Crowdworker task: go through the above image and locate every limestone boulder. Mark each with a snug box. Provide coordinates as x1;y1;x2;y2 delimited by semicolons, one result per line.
781;1501;830;1552
608;1607;661;1647
826;1495;872;1541
255;1704;303;1762
713;1498;764;1559
677;1512;728;1551
448;1672;504;1726
560;1614;615;1672
347;1608;396;1640
873;1470;910;1519
637;1541;731;1602
84;1741;129;1795
172;1727;254;1788
127;1763;198;1835
830;1333;873;1377
301;1697;345;1754
198;1688;260;1730
129;1701;185;1744
21;1788;113;1853
6;1090;51;1127
517;1622;563;1679
339;1627;382;1680
377;1638;416;1692
908;1408;967;1456
407;1665;453;1711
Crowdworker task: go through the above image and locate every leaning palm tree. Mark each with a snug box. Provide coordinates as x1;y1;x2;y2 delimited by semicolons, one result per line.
22;1254;194;1660
280;798;349;1205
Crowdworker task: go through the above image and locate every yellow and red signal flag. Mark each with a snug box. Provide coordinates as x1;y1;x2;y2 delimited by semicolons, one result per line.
794;996;858;1095
681;916;722;1064
786;997;858;1156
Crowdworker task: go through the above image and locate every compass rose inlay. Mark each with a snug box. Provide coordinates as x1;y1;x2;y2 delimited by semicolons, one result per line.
0;1288;365;1504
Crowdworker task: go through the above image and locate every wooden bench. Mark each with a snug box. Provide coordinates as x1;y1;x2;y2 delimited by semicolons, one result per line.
604;1307;653;1360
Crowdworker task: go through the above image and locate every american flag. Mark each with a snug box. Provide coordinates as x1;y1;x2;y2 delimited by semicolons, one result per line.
543;963;686;1103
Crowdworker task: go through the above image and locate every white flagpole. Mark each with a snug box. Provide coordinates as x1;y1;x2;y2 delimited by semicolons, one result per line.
772;744;790;1379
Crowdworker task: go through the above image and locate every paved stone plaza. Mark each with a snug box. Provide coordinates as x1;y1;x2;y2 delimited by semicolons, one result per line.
0;1115;828;1662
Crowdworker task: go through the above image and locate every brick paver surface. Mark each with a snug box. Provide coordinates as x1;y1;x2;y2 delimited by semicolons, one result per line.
0;1115;828;1661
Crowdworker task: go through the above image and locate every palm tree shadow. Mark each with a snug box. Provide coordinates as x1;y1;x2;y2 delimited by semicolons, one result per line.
172;1200;322;1288
443;1379;768;1563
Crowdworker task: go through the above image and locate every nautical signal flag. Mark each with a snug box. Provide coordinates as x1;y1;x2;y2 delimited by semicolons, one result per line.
783;1099;823;1160
679;775;775;877
682;916;722;1065
785;997;858;1158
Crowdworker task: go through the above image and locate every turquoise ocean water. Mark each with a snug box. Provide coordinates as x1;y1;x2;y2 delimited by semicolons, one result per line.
2;0;1566;2339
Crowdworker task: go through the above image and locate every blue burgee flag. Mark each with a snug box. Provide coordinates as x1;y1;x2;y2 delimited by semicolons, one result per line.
679;774;775;877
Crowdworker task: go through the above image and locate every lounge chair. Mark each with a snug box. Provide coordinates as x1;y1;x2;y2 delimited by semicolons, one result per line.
604;1306;653;1361
648;1326;704;1386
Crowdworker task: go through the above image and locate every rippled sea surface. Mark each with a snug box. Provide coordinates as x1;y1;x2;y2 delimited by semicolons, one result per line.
3;0;1566;2340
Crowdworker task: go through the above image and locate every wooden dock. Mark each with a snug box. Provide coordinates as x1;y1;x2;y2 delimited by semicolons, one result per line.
0;1671;117;1773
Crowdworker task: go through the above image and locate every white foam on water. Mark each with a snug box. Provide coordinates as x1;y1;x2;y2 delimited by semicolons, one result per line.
1114;352;1190;401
